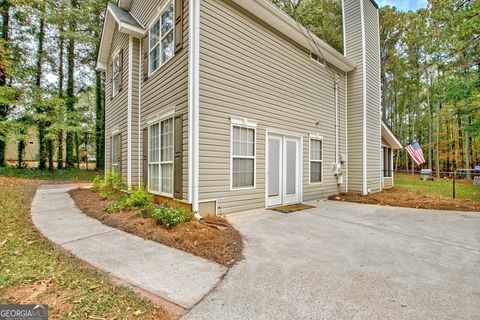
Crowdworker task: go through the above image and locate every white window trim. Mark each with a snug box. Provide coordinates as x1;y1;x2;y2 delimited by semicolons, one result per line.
230;123;257;191
309;137;323;184
147;117;175;197
148;0;175;77
112;51;121;97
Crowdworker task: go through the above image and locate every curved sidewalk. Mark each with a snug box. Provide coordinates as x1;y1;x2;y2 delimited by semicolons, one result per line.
31;184;227;312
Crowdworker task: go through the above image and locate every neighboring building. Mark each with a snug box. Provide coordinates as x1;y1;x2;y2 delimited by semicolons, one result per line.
97;0;402;215
6;129;39;164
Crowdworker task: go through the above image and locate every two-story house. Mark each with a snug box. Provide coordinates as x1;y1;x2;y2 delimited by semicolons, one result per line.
96;0;402;216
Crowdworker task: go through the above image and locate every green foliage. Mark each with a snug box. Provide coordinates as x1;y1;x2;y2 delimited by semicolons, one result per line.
0;166;99;181
154;202;194;227
104;186;155;214
93;172;125;200
124;187;154;209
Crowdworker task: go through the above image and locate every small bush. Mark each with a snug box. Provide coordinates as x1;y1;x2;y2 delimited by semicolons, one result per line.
125;188;154;209
138;203;157;218
154;202;194;227
106;195;128;213
93;172;126;200
105;187;155;214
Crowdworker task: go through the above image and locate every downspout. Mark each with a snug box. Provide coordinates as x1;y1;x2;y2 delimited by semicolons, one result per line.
188;0;201;218
127;35;133;189
138;36;142;187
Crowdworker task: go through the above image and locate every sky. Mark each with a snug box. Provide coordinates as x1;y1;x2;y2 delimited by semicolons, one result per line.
377;0;429;11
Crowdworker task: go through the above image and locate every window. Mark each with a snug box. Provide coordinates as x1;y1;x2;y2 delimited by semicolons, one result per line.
112;53;120;96
383;146;392;177
310;139;323;183
148;118;174;195
231;125;255;189
112;134;120;173
149;1;174;74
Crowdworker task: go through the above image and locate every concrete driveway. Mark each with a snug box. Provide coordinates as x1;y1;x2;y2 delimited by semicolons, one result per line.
185;201;480;320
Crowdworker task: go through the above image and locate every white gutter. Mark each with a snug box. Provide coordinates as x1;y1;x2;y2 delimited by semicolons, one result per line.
127;35;133;188
188;0;200;214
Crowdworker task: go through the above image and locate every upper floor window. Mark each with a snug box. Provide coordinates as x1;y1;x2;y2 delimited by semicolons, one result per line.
112;52;121;97
149;1;174;74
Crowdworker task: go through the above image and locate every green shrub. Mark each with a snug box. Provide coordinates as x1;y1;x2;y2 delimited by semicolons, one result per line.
105;187;155;214
154;202;194;227
138;203;157;218
93;172;126;200
125;187;154;209
106;195;128;213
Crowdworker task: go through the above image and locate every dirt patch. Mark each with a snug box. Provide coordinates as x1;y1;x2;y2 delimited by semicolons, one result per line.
329;188;480;212
69;188;243;266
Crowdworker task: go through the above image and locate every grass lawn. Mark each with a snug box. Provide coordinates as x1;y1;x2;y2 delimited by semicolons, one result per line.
395;173;480;202
0;166;101;181
0;176;170;319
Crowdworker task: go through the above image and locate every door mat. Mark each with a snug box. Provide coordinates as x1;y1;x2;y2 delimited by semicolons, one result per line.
269;204;316;214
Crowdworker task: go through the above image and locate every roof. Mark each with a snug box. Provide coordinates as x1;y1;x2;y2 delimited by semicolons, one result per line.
381;121;403;149
109;3;143;29
231;0;356;72
96;3;145;71
100;0;357;72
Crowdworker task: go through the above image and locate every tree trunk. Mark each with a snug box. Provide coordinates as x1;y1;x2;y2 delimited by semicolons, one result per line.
75;131;80;168
35;15;46;170
65;0;77;168
95;71;105;170
0;0;11;167
436;101;441;177
426;73;432;169
57;23;65;169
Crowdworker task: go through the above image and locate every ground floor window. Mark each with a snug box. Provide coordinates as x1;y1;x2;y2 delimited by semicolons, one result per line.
111;134;121;173
148;118;174;195
383;146;392;177
231;125;255;189
310;138;323;183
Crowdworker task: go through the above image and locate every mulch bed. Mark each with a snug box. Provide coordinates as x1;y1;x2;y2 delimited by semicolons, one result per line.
69;188;243;267
329;188;480;212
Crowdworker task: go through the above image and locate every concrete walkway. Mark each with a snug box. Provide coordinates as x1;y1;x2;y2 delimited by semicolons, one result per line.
31;184;227;311
186;201;480;320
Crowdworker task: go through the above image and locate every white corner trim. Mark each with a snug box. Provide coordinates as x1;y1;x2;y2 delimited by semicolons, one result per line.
360;0;368;196
188;0;200;211
127;35;133;188
138;36;143;186
230;116;257;128
145;106;175;125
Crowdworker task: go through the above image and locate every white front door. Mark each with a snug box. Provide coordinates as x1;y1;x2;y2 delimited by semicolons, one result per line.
266;133;301;207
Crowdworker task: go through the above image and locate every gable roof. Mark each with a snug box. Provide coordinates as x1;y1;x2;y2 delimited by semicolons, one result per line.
231;0;356;72
96;3;144;71
381;120;403;149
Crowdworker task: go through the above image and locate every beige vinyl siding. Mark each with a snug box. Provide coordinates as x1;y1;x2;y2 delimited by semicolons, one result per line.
364;0;382;192
344;0;364;193
133;0;190;199
198;0;347;214
130;37;140;186
105;27;129;180
344;0;381;193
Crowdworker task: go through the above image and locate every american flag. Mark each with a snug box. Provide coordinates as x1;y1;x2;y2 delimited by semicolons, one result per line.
405;140;425;166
